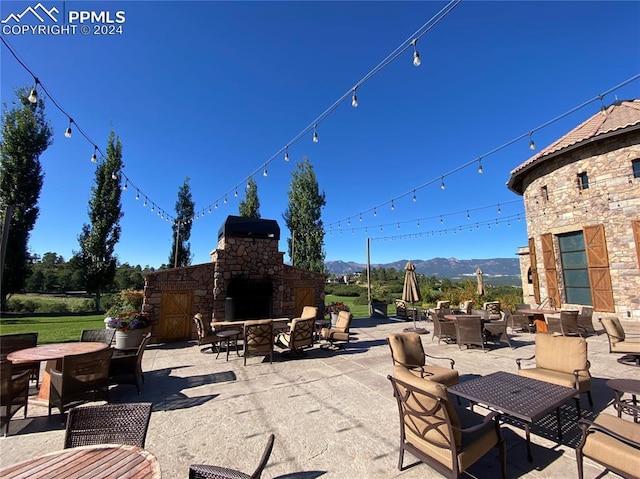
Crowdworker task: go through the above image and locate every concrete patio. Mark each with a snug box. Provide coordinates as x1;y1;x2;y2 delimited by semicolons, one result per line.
2;315;639;478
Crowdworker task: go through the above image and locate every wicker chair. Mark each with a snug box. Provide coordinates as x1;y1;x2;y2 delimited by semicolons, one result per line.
193;313;223;353
243;320;274;365
64;402;153;448
510;311;533;333
547;310;581;336
387;368;506;479
395;299;409;319
110;332;152;393
454;316;485;352
483;301;502;320
387;332;458;386
457;300;473;315
80;328;115;344
0;361;29;436
576;413;640;479
0;332;40;386
576;306;596;336
189;433;275;479
275;317;314;356
320;311;352;348
49;347;113;416
483;312;514;349
430;312;456;345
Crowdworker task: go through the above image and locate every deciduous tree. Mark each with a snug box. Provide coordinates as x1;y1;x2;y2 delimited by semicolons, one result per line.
238;176;260;218
169;176;195;267
283;157;326;272
0;87;53;311
77;131;124;311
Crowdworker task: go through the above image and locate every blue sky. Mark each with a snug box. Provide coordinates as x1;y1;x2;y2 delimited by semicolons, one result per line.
1;1;639;269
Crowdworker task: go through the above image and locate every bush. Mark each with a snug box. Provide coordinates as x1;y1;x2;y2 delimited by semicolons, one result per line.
324;284;362;297
105;288;144;317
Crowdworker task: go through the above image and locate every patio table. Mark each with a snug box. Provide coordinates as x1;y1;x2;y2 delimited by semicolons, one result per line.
0;443;161;478
518;308;558;333
7;342;109;407
447;370;577;461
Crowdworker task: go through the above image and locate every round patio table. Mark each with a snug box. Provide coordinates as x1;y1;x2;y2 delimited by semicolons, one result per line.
0;443;161;478
517;308;558;333
607;378;640;423
7;342;108;407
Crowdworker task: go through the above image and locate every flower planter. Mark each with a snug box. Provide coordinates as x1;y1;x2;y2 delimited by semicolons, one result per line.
330;312;339;327
115;329;145;350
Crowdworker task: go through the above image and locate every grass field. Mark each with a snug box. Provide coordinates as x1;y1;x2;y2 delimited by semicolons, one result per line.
0;314;106;344
325;294;373;318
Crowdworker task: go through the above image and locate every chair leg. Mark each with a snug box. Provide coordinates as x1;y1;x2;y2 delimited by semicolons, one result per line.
587;391;593;407
397;443;405;471
498;438;507;479
575;397;582;419
576;449;584;479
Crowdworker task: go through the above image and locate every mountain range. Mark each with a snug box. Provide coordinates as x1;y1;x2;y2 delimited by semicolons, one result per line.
325;257;521;282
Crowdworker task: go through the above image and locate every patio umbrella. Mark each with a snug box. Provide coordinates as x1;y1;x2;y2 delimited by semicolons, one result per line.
476;267;485;296
402;262;427;334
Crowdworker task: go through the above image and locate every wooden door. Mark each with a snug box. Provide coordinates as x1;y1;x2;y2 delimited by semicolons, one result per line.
541;233;561;308
584;224;615;312
158;291;192;341
528;237;540;303
294;287;315;318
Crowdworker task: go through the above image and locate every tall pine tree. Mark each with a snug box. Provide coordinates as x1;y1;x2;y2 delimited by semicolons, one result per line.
283;157;326;272
77;131;124;311
169;176;195;267
0;87;53;311
238;176;260;218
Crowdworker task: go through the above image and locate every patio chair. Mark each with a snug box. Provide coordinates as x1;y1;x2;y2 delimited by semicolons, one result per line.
0;361;29;437
275;317;314;356
576;306;596;336
434;307;452;319
387;332;458;387
436;300;451;310
576;413;640;479
454;315;485;352
430;312;456;345
243;320;274;365
0;332;40;386
64;402;153;448
483;301;501;320
193;313;223;353
387;367;506;479
514;303;532;311
599;316;640;358
189;433;275;479
110;332;152;394
483;312;514;349
320;311;352;349
516;333;592;417
299;306;318;320
509;311;533;333
547;310;581;336
80;328;115;345
395;299;409;319
49;347;113;416
457;300;473;314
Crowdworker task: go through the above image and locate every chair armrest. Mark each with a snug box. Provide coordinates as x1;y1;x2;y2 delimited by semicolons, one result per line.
424;353;455;369
454;411;501;435
515;355;535;369
50;367;63;391
578;419;640;449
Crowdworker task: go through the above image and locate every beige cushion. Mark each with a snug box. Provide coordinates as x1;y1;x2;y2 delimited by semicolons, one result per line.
601;316;626;343
582;413;640;478
518;368;590;392
534;333;588;376
388;333;425;367
611;340;640;354
299;306;318;320
393;364;459;388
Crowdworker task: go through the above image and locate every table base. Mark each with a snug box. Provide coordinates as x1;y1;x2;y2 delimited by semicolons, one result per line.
402;327;429;335
617;354;640;367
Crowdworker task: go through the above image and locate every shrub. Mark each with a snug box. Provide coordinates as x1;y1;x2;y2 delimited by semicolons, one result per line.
106;289;144;317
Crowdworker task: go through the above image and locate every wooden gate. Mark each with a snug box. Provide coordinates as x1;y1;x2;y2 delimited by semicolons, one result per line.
158;291;193;342
584;224;615;312
294;287;315;318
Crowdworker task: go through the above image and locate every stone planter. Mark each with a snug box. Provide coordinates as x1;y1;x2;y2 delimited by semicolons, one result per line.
115;329;146;350
370;301;388;318
330;312;339;327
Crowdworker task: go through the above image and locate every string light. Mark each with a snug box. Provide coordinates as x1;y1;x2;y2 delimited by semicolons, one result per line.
135;190;140;201
351;88;358;108
412;190;417;202
373;207;377;217
467;210;470;219
599;94;607;116
477;158;483;174
312;124;319;143
151;204;155;212
234;188;239;197
111;171;117;180
263;165;268;177
411;39;421;67
528;131;536;150
359;213;363;222
27;79;39;103
64;118;73;138
122;180;128;191
208;206;212;213
90;146;98;163
143;197;147;207
440;176;445;190
284;147;289;162
391;199;395;210
497;204;501;214
224;195;228;204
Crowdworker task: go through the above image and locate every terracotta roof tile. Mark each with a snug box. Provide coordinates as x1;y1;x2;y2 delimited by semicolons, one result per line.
510;99;640;176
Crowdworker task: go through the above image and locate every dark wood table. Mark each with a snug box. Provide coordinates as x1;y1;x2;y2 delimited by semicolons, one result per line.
607;378;640;423
518;308;558;333
447;370;577;461
0;443;161;478
7;342;109;407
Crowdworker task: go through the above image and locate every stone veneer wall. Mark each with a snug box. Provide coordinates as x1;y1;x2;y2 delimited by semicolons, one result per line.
518;131;640;319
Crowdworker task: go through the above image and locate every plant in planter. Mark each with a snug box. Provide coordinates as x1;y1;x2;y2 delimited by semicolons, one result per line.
327;302;350;326
106;311;150;350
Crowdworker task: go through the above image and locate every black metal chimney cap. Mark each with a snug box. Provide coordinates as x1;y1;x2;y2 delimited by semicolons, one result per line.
218;215;280;240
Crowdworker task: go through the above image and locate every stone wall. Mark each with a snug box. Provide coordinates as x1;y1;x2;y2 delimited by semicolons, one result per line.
517;131;640;319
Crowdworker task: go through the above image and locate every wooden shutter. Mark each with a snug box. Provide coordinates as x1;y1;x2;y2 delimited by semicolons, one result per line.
528;237;540;303
541;233;561;308
584;224;615;312
633;220;640;268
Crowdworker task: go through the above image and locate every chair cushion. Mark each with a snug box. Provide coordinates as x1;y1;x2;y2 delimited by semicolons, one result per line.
388;333;425;367
611;339;640;354
393;364;458;387
534;333;588;376
602;317;626;343
582;413;640;478
518;368;591;392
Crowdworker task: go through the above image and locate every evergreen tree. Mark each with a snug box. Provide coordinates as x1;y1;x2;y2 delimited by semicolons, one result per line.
0;87;53;311
238;176;260;218
77;131;124;311
283;157;326;272
169;176;195;267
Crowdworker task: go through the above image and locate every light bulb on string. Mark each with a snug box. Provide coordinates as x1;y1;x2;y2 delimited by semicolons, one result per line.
201;211;205;217
359;213;362;222
143;197;147;207
284;147;289;162
373;207;377;217
224;195;228;204
135;190;140;201
263;166;268;177
122;181;128;191
151;204;155;212
440;215;443;224
91;146;98;163
440;176;445;190
347;218;351;226
397;223;400;230
351;89;358;108
208;206;212;213
467;210;470;219
497;204;502;214
312;124;319;143
234;188;238;197
111;171;117;180
411;39;421;67
477;158;483;174
391;199;395;211
28;79;39;104
64;118;73;138
529;132;536;150
215;202;219;209
599;94;607;116
417;220;420;228
412;190;417;202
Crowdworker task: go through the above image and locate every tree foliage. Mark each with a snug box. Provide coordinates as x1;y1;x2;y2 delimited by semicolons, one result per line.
238;176;260;218
76;131;124;311
0;87;53;310
169;176;195;267
283;157;326;272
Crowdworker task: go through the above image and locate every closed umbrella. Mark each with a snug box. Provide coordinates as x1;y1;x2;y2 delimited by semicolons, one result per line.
476;267;485;296
402;262;427;334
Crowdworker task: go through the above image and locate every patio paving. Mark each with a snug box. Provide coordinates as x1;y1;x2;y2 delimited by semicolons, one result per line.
1;315;639;478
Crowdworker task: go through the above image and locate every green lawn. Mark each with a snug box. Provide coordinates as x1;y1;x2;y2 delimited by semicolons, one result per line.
325;294;373;318
0;314;106;344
